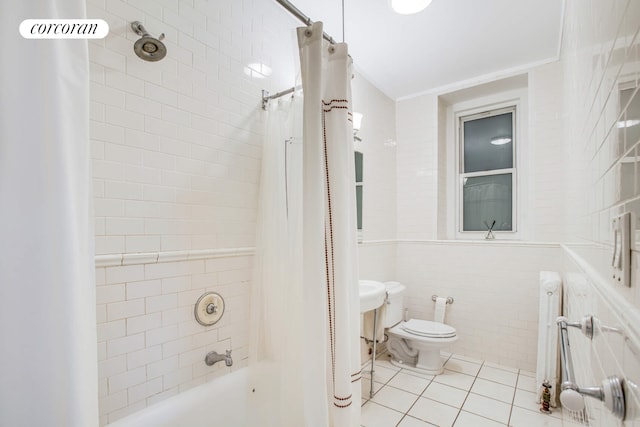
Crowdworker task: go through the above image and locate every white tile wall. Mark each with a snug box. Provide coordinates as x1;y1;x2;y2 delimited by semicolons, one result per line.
396;241;562;372
88;0;303;423
388;2;639;393
396;95;438;240
352;71;397;242
87;0;640;424
559;0;640;425
95;255;251;425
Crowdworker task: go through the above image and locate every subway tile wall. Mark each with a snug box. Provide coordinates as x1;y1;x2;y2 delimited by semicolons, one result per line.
560;0;640;425
95;256;250;423
352;72;397;243
88;0;300;424
88;0;399;423
392;20;570;376
396;241;562;372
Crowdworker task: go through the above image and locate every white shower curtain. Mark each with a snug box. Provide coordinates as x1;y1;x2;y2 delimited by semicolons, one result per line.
250;21;360;427
249;94;307;426
0;1;98;426
297;22;361;426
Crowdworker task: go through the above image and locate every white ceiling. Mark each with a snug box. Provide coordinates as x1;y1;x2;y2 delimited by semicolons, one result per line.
288;0;564;100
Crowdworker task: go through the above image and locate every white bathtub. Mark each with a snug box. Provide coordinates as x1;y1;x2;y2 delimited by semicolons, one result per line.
107;368;249;427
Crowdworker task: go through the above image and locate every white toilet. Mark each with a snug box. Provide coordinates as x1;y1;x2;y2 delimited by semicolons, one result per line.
384;282;457;375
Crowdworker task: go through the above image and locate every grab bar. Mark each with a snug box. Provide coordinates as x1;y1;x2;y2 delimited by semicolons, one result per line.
556;316;626;420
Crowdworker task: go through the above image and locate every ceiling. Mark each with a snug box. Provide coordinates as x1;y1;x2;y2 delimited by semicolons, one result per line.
288;0;565;100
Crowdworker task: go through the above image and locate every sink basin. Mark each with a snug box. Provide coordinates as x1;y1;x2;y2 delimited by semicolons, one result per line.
359;280;386;313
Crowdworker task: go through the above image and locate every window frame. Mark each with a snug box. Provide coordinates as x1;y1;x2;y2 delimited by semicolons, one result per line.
455;104;519;238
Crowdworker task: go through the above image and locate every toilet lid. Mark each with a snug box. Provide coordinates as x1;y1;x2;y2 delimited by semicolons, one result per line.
402;319;457;338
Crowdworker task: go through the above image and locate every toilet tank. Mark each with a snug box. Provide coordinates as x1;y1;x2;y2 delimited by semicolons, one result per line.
383;281;406;328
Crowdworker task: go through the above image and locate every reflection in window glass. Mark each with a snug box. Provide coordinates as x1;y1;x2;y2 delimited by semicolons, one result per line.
355;151;363;233
620;87;640;151
463;174;512;231
463;112;513;173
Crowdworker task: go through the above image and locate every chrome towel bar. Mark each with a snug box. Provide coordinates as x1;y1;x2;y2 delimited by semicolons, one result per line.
556;316;625;420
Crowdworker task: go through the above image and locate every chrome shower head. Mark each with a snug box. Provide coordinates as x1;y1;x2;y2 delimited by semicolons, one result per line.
131;21;166;62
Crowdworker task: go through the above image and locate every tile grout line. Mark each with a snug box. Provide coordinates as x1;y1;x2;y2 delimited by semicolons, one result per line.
450;359;484;426
506;368;522;426
393;374;434;427
403;352;455;427
366;352;532;427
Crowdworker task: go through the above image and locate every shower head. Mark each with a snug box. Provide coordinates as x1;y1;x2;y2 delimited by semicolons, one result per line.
131;21;166;62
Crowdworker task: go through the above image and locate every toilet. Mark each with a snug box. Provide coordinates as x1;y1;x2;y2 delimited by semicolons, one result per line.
384;282;457;375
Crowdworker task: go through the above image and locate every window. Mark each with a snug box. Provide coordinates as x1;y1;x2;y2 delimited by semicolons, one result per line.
459;107;516;233
355;151;363;239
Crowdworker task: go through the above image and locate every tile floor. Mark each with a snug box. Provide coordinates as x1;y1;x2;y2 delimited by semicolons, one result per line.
361;352;584;427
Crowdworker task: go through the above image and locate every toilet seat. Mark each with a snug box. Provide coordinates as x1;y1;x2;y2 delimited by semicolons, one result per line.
402;319;456;338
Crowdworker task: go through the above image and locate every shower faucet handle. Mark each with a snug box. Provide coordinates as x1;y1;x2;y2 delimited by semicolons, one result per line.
158;33;165;41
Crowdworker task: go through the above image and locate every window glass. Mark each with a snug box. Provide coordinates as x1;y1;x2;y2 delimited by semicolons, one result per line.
463;112;513;173
355;151;363;183
355;151;363;233
356;185;363;231
463;173;513;231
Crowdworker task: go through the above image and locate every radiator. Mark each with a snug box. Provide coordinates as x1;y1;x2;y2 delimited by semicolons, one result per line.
536;270;562;406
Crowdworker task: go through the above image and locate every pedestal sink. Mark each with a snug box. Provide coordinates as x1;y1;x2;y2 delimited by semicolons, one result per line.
359;280;386;313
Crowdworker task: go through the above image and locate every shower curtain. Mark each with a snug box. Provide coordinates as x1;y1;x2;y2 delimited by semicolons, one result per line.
249;21;360;427
0;1;98;426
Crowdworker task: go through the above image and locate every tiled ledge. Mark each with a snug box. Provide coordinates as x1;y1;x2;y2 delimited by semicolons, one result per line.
361;239;561;248
95;247;256;268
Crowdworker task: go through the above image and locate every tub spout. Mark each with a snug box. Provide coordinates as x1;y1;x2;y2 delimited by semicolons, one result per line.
205;349;233;367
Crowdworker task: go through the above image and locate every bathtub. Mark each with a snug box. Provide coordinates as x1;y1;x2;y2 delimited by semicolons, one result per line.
107;368;249;427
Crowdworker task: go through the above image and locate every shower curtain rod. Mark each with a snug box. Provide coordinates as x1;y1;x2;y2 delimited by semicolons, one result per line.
261;0;341;110
261;86;301;110
275;0;338;45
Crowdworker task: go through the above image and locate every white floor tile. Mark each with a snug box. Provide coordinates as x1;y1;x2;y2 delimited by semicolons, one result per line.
471;378;515;404
515;374;537;392
401;367;435;380
366;351;581;427
408;397;460;427
387;371;432;395
361;379;384;398
450;353;484;365
462;393;511;424
484;361;518;373
363;365;400;383
371;385;420;413
397;415;437;427
478;366;518;387
444;358;481;376
512;388;537;411
422;381;468;408
545;405;568;420
361;401;404;427
370;354;403;372
508;406;563;427
433;369;476;391
454;411;506;427
518;369;535;378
